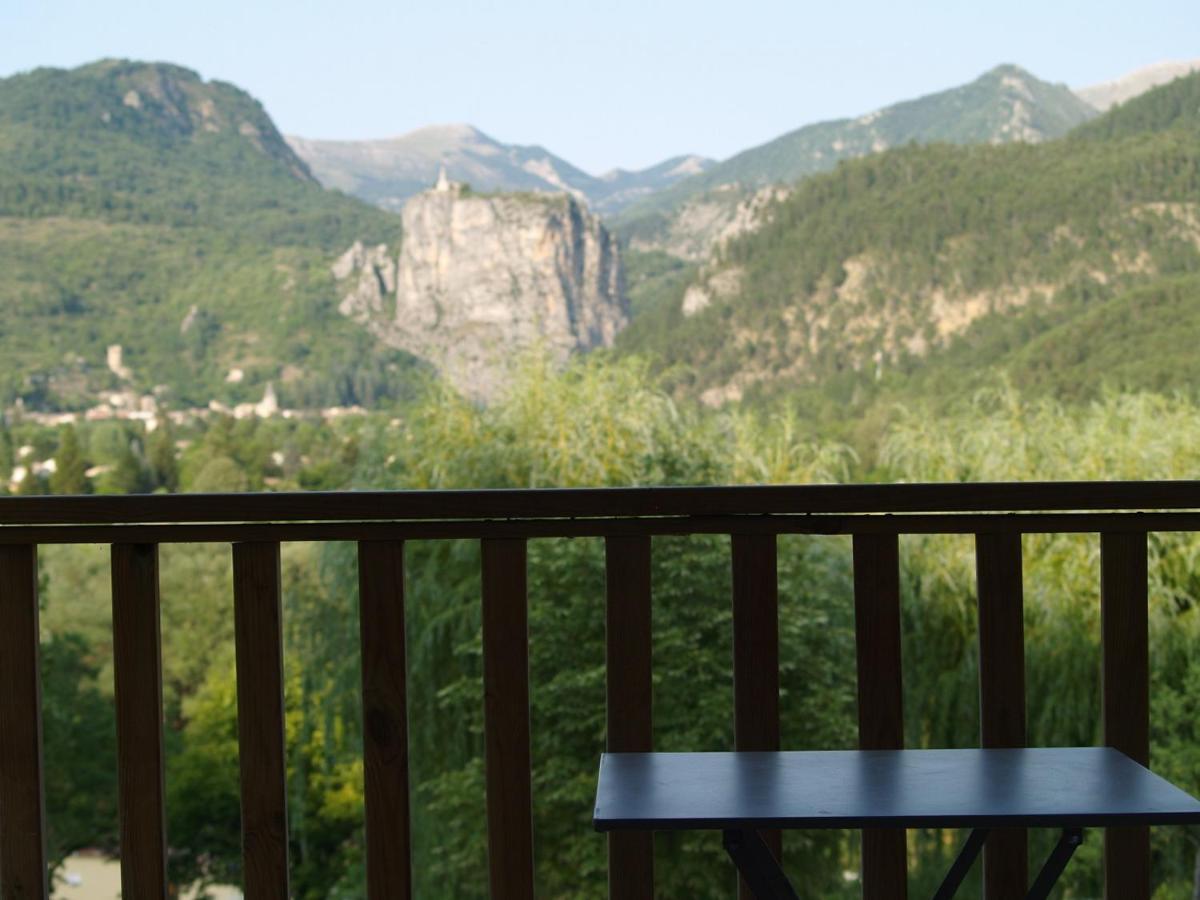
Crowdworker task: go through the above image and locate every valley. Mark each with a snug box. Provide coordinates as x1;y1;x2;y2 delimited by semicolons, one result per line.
5;51;1200;900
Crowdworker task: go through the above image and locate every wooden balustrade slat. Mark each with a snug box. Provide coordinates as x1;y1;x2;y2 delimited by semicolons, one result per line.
1101;532;1150;900
232;542;289;900
852;533;908;900
111;543;168;898
732;533;782;900
975;532;1028;899
0;544;48;900
604;535;654;900
481;539;534;899
357;541;412;900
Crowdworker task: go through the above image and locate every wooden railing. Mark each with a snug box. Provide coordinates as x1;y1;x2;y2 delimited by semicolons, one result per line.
1;482;1196;899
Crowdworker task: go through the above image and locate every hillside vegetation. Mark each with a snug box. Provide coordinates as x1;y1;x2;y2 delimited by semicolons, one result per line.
0;60;410;408
617;71;1200;427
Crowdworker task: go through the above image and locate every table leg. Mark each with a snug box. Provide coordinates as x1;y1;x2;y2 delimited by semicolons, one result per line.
722;829;800;900
1025;828;1084;900
932;828;990;900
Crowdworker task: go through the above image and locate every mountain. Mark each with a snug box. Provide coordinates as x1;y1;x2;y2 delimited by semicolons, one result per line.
335;179;626;401
615;71;1200;416
287;125;715;216
615;65;1100;253
0;59;412;410
1075;59;1200;111
0;60;640;411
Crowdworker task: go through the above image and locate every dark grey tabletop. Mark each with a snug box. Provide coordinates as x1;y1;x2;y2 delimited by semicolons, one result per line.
594;748;1200;831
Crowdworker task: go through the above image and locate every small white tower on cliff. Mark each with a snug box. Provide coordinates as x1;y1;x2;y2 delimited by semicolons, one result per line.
434;164;451;192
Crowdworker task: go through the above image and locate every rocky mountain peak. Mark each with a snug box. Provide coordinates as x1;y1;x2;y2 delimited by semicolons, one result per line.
335;183;627;401
1075;59;1200;111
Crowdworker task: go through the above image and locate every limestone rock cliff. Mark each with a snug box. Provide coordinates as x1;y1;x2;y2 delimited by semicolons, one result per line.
335;181;626;400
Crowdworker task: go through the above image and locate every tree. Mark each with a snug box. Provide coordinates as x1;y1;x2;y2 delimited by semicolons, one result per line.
49;425;89;495
15;469;47;495
96;438;152;494
147;420;180;492
41;633;119;872
188;455;249;493
0;423;13;482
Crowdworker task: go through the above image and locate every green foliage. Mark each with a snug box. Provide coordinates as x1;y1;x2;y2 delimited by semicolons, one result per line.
166;659;243;891
49;425;88;494
0;424;12;482
40;633;119;872
148;420;180;492
16;468;48;494
187;455;249;493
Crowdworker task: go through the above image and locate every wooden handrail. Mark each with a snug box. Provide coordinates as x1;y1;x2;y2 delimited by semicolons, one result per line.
3;511;1200;545
2;480;1200;525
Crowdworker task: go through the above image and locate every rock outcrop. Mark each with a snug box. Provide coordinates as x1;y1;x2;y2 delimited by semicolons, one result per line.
336;181;626;400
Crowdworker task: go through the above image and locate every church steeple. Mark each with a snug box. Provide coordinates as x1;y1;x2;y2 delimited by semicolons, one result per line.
435;164;450;192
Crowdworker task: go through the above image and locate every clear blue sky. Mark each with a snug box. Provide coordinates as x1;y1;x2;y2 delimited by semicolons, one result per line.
2;0;1196;174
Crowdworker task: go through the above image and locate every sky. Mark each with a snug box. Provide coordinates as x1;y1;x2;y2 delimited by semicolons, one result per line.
2;0;1197;174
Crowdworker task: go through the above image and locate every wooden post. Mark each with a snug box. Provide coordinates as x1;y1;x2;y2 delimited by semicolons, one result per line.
358;541;412;899
853;533;908;900
111;543;168;898
232;542;289;899
0;544;48;900
975;532;1028;898
1101;532;1150;900
605;535;654;899
482;539;534;899
732;533;781;900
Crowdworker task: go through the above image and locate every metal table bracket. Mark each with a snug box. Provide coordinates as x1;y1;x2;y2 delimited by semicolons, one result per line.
933;827;990;899
1026;828;1084;900
723;829;800;900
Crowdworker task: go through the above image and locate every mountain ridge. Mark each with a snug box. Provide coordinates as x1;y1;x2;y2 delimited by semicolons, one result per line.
614;63;1100;246
287;125;715;215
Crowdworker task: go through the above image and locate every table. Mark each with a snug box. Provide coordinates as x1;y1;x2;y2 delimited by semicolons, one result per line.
593;747;1200;899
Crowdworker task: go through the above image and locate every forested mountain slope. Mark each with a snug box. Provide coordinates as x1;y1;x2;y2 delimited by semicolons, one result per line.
617;72;1200;417
615;65;1098;248
0;60;410;409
